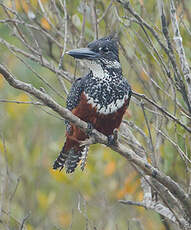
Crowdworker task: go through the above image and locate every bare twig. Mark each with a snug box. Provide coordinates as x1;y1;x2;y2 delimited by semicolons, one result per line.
57;0;69;95
0;38;72;81
78;0;87;46
91;0;98;39
141;102;156;167
119;200;189;227
19;213;30;230
0;99;44;106
132;91;191;133
97;0;114;23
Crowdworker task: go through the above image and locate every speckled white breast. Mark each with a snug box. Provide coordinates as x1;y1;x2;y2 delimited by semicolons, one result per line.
85;93;128;115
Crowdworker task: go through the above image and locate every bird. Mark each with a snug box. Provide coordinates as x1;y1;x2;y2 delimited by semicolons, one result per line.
53;35;131;173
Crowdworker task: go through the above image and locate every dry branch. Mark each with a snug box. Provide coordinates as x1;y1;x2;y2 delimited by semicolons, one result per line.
170;0;191;109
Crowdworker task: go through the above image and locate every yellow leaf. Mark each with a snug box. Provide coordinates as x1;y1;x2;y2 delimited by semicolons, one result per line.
137;191;143;201
6;93;30;119
22;1;29;13
116;172;139;199
41;18;51;30
147;157;152;164
125;178;140;194
17;93;29;102
15;0;21;12
124;174;140;194
139;0;144;6
140;69;149;81
36;190;55;210
47;191;56;205
0;74;4;88
116;188;126;199
145;218;165;230
31;0;38;8
0;139;4;153
103;147;115;161
49;168;70;183
124;171;137;185
59;212;71;227
132;84;144;94
36;190;49;210
26;224;34;230
104;160;116;176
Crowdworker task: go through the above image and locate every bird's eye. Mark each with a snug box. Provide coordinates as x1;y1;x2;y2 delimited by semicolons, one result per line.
99;46;109;53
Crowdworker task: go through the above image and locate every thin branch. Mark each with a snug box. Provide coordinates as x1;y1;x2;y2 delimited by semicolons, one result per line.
12;53;66;100
57;0;69;95
158;129;191;165
78;0;87;46
119;200;189;227
58;0;68;70
19;213;30;230
91;0;98;39
0;99;44;106
123;120;149;145
132;91;191;133
0;38;72;81
97;0;114;23
141;102;156;167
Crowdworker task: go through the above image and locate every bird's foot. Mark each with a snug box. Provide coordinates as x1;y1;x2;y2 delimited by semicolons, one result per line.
80;123;97;147
86;122;94;136
79;136;96;147
107;129;119;146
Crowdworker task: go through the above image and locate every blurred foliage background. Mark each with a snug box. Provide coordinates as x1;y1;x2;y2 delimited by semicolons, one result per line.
0;0;191;229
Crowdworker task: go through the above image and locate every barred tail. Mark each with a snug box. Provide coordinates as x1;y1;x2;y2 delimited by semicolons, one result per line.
52;139;88;173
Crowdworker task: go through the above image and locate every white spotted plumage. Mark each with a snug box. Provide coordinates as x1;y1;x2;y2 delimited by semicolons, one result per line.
85;92;128;115
53;36;131;173
83;58;130;115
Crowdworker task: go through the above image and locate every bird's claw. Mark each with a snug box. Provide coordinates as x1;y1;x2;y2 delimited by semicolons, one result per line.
79;136;96;147
86;122;94;136
107;129;118;146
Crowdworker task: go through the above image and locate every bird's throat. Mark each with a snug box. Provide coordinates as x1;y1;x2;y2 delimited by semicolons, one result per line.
87;60;122;81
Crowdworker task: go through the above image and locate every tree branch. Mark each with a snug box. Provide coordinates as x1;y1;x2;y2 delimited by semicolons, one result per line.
0;99;44;106
132;91;191;133
170;0;191;110
119;200;189;227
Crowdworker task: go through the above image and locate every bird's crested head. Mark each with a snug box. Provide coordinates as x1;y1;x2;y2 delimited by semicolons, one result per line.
67;35;120;70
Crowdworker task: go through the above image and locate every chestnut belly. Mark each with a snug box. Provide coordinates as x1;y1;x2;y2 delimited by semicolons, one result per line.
71;93;128;136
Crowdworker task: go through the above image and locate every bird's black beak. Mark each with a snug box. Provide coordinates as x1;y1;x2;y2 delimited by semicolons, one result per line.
66;48;100;60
